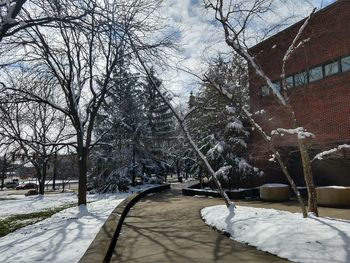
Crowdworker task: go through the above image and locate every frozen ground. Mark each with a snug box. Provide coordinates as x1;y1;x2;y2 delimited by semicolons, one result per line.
202;205;350;263
0;194;127;262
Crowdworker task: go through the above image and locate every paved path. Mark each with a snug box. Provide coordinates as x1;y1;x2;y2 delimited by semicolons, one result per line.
112;188;289;263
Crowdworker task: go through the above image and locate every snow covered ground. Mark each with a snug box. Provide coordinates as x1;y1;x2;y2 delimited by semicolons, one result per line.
0;194;128;262
202;205;350;263
0;192;120;218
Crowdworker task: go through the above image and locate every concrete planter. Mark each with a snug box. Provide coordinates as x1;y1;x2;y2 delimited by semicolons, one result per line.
260;184;290;201
182;185;260;199
316;186;350;207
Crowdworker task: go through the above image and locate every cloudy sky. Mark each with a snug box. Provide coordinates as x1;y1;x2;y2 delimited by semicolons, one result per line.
159;0;336;102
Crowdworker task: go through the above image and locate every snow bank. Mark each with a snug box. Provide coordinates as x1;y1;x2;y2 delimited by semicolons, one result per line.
0;195;127;263
202;205;350;263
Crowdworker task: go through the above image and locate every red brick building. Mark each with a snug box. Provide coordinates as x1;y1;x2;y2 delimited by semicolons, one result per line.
248;0;350;186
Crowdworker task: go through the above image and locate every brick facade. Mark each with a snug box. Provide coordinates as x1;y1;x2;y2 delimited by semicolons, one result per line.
248;0;350;186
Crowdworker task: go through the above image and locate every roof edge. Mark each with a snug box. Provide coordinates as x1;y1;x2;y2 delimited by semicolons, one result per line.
248;0;343;51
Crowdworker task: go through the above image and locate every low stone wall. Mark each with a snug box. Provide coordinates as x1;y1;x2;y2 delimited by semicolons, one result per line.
260;184;290;202
182;185;260;199
79;184;171;263
316;186;350;207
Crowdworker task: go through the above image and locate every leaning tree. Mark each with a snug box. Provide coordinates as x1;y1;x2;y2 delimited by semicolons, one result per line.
204;0;318;216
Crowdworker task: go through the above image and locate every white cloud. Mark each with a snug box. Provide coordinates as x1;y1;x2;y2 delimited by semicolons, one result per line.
159;0;336;104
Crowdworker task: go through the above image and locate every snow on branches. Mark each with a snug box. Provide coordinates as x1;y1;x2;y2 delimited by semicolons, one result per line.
271;127;315;140
215;165;232;181
313;144;350;161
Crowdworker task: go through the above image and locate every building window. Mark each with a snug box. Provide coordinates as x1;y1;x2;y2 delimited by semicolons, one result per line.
309;66;323;82
341;56;350;72
294;71;308;86
285;75;294;89
261;85;270;97
273;81;281;92
324;61;339;77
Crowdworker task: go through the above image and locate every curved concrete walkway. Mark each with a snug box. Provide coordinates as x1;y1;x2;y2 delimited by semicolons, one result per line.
111;188;289;263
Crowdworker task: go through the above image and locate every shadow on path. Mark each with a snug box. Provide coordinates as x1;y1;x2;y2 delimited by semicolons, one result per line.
112;189;289;263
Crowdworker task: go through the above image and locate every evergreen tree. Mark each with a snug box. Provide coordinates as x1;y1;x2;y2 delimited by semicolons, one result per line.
187;54;260;189
91;65;176;191
142;69;177;181
91;54;148;191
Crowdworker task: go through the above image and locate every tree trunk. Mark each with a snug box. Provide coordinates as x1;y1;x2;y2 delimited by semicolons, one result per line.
275;152;308;218
1;170;4;190
131;144;136;186
1;155;6;190
298;140;318;216
39;162;47;195
176;159;181;182
78;147;88;205
199;165;203;189
287;106;318;216
243;109;308;217
52;152;57;190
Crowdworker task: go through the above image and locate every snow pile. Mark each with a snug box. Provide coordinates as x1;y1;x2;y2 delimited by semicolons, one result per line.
202;205;350;263
0;195;127;263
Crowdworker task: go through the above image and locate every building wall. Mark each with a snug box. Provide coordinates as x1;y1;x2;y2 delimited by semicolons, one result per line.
248;0;350;185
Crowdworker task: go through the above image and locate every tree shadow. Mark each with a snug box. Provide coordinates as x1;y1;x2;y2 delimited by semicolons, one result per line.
0;202;110;262
310;216;350;262
111;192;287;262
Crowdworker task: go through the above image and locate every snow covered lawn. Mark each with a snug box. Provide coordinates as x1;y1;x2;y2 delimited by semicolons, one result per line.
0;193;115;218
202;205;350;263
0;194;128;262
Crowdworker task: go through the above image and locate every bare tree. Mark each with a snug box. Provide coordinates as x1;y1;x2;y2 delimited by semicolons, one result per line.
0;0;173;205
0;0;90;43
0;72;70;195
0;0;27;41
204;0;318;216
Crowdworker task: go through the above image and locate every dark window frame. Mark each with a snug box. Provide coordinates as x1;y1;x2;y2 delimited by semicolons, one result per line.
259;53;350;98
309;65;323;83
341;55;350;72
294;71;308;87
324;60;339;77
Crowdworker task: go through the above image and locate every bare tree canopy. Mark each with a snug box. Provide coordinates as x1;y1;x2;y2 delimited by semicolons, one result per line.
0;0;175;205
